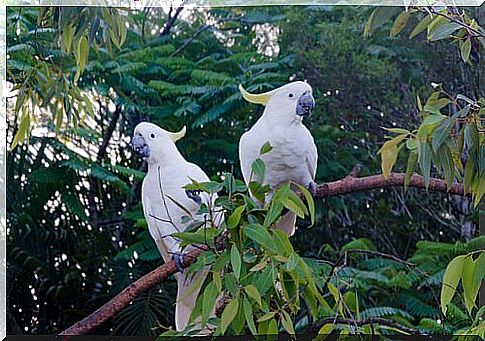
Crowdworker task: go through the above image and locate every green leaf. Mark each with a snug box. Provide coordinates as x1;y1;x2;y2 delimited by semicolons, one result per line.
364;7;400;37
404;150;418;191
422;114;446;126
201;281;219;327
437;144;455;188
213;250;230;272
260;141;273;155
280;310;296;335
273;229;294;256
244;284;262;306
231;301;245;335
441;255;466;315
267;318;278;334
249;259;268;272
429;22;462;41
220;297;239;335
295;183;315;226
224;273;238;296
406;138;418;150
318;323;336;335
253;265;274;295
432;118;455;152
328;282;340;302
231;244;242;281
282;190;308;218
61;24;74;54
257;311;276;322
243;296;257;335
380;141;398;179
249;181;270;203
464;148;477;194
75;35;89;82
244;224;277;253
390;11;410;37
463;253;484;314
213;272;222;291
341;238;376;253
185;180;223;193
409;15;433;38
264;200;284;227
11;113;30;150
227;205;246;229
285;253;299;271
382;127;410;135
418;142;432;189
461;38;472;63
251;158;266;183
172;231;207;245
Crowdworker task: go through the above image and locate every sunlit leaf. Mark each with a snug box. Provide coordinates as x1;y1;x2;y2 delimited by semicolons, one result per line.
441;255;466;315
220;297;239;334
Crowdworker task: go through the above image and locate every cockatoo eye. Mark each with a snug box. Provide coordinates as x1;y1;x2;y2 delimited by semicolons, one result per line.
288;93;294;98
149;133;156;140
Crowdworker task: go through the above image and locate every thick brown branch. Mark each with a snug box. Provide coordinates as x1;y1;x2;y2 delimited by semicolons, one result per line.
315;173;465;198
60;172;466;335
59;247;206;336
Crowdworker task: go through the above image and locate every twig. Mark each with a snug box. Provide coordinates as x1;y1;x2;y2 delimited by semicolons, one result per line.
418;7;485;38
309;317;422;335
87;105;122;225
320;249;415;298
160;6;183;37
171;24;211;57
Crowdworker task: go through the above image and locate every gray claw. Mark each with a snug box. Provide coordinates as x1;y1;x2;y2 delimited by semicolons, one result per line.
185;189;202;204
307;181;317;196
172;253;186;273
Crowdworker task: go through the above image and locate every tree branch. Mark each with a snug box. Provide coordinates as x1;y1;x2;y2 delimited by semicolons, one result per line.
60;172;466;335
59;247;206;336
171;24;211;57
87;106;122;225
420;7;485;39
315;172;465;198
160;6;183;37
308;317;421;335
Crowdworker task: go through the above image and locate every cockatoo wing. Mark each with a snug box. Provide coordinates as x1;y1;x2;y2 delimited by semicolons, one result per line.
239;130;261;186
142;191;176;262
174;162;221;332
306;130;318;180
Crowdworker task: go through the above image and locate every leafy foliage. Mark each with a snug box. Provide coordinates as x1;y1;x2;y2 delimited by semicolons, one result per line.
6;4;482;337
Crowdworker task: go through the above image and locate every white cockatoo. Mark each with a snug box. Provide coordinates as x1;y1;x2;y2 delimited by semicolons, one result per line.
238;81;318;236
132;122;221;332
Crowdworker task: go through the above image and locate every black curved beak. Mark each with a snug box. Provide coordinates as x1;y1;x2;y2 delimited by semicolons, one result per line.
132;135;150;158
296;91;315;117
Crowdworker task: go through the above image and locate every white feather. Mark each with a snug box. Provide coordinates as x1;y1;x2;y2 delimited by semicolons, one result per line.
239;82;318;236
135;122;221;332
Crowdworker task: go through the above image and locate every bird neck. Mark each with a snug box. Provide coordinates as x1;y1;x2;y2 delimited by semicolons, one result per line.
146;146;186;170
258;108;304;128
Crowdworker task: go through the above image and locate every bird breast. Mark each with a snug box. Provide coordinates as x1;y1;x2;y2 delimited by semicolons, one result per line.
260;125;311;187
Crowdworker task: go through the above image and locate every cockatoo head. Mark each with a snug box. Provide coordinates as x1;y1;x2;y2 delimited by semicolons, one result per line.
239;81;315;123
131;122;186;163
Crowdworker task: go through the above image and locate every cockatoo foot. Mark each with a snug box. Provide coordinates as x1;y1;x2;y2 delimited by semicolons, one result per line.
307;181;317;196
172;253;187;273
185;189;202;205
